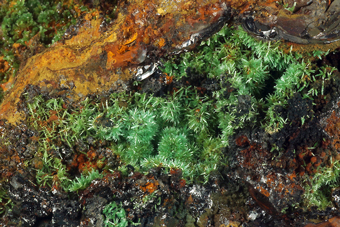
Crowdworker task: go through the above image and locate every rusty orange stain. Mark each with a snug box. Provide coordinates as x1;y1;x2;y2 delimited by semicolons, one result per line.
304;217;340;227
123;32;138;46
0;75;15;92
0;57;10;74
287;172;296;181
257;186;270;197
179;179;186;188
187;194;194;204
165;75;173;84
140;177;159;194
106;51;117;69
158;38;166;48
325;110;340;150
48;114;59;123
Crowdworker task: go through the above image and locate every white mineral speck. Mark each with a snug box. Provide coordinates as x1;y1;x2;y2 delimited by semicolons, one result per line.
248;211;258;221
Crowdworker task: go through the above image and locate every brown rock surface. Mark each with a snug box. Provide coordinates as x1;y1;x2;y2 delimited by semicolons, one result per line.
304;217;340;227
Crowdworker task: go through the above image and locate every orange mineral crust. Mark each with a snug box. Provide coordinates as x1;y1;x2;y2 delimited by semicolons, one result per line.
304;217;340;227
0;0;233;125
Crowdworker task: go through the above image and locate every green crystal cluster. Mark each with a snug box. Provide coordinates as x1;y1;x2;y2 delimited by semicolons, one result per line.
163;25;333;139
3;24;336;218
25;25;334;186
26;88;223;184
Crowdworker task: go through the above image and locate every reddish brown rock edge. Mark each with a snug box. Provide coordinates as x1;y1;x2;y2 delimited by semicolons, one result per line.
304;217;340;227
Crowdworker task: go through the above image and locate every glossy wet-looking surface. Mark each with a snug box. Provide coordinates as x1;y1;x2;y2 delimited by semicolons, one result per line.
240;0;340;43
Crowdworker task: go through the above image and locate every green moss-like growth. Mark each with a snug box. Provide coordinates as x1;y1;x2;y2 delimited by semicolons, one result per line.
126;109;157;146
162;25;334;140
68;169;104;192
23;26;335;205
0;186;13;216
103;201;132;227
302;160;340;210
158;127;192;161
0;0;85;46
26;87;221;183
